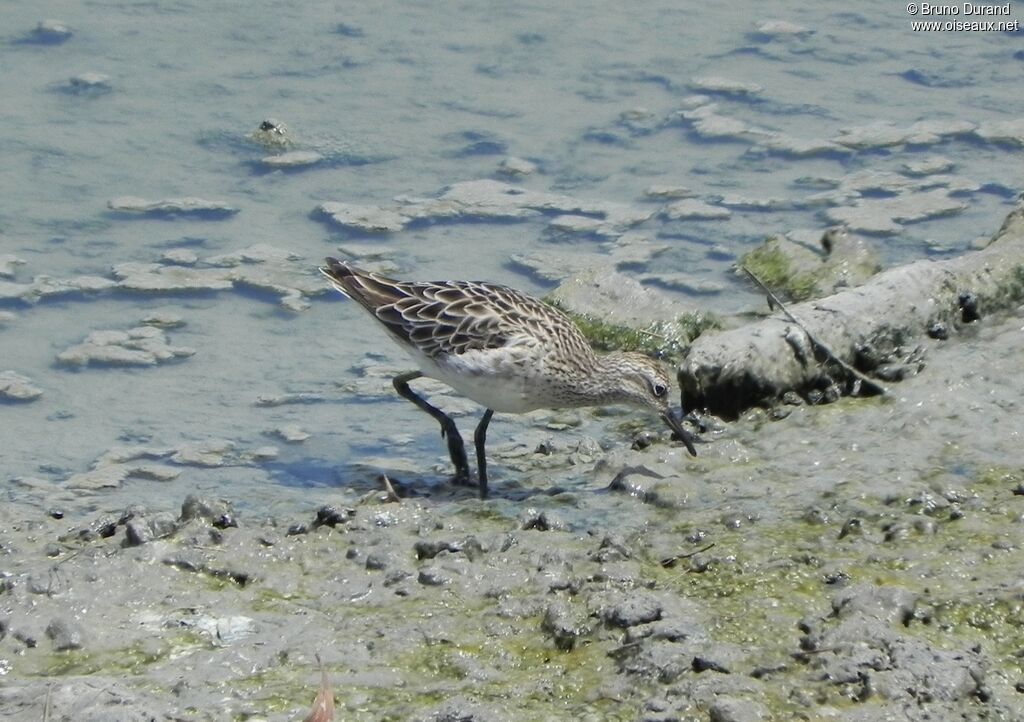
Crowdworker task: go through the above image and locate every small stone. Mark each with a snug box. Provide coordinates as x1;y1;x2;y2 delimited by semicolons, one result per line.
33;19;73;42
663;198;731;220
542;601;591;651
180;495;233;523
107;196;238;217
644;185;694;199
603;593;663;628
497;156;537;176
0;371;43;402
260;150;323;168
46;618;86;651
161;249;199;265
709;697;766;722
927;321;949;340
690;76;764;96
313;505;354;528
0;254;27;279
417;566;451;586
124;512;179;546
753;19;812;37
272;424;310;443
68;72;111;91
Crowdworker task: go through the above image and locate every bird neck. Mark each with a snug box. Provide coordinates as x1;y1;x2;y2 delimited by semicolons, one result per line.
576;351;636;406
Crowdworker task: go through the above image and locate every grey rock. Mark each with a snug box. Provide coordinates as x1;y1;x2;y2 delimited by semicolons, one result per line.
124;512;179;546
418;566;451;586
107;196;238;216
709;697;767;722
180;494;233;523
46;617;86;651
0;371;42;401
602;591;664;628
541;601;591;651
831;583;917;625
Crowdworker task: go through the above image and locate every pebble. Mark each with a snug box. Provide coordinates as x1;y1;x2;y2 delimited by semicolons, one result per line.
0;370;43;401
663;198;731;221
56;324;195;367
32;19;73;43
46;618;86;651
67;72;111;93
272;424;311;443
107;196;238;216
690;76;764;96
753;19;812;37
496;156;537;176
260;150;323;168
0;254;26;278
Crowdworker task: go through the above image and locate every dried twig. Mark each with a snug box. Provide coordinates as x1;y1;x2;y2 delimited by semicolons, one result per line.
740;266;887;396
380;474;401;503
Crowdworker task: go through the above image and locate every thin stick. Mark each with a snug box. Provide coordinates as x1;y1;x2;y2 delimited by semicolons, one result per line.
740;266;887;396
380;474;401;503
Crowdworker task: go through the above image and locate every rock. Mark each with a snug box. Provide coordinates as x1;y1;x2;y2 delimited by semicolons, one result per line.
171;440;234;467
663;199;731;221
417;566;451;586
825;189;968;235
519;509;566;531
833;119;976;150
56;324;195;367
831;583;917;625
497;156;537;176
126;464;180;481
316;202;409;232
0;254;26;278
32;19;73;43
902;156;954;176
260;150;323;168
180;495;233;523
690;76;764;96
643;185;694;200
107;196;238;217
0;371;43;401
541;601;591;651
45;618;86;651
272;424;310;443
975;118;1024;146
318;179;653;237
65;465;129;490
248;118;292;150
709;697;767;722
67;72;111;93
124;512;179;546
601;592;664;628
141;312;185;328
160;249;199;265
752;19;812;37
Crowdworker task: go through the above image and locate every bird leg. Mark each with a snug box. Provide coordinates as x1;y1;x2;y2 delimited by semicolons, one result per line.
473;409;495;499
393;371;471;484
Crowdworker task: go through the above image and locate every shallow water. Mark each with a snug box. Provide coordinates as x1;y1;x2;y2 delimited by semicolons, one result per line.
2;1;1022;516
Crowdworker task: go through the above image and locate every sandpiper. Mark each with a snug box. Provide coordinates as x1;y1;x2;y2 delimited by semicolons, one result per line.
319;258;697;498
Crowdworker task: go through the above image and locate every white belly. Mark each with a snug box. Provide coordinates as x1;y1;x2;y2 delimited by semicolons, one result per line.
412;347;548;413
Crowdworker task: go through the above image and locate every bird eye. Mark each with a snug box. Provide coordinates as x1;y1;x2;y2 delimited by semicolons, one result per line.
652;383;667;398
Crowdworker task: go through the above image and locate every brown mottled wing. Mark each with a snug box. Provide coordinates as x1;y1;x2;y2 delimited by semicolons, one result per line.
319;257;587;358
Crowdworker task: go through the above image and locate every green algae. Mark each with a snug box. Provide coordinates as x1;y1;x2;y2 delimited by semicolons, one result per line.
739;240;818;302
543;298;720;363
